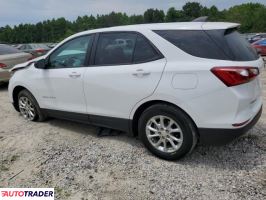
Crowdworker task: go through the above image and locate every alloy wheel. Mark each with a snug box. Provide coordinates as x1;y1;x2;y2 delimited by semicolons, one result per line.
145;115;183;153
18;96;36;121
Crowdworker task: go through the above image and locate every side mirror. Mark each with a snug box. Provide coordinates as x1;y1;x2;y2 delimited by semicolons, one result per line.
35;58;47;69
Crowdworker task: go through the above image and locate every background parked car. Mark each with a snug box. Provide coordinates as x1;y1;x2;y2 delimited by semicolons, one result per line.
18;43;50;58
248;33;266;43
252;39;266;56
11;44;22;48
46;43;58;49
0;44;32;83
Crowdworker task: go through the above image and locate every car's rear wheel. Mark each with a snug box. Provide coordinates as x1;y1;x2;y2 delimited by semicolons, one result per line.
138;104;197;160
18;90;46;122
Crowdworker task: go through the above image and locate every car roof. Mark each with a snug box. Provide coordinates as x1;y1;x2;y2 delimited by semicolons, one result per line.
73;22;240;37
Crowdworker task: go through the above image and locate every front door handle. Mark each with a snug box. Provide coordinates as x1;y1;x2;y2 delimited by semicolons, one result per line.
69;72;81;78
132;69;151;77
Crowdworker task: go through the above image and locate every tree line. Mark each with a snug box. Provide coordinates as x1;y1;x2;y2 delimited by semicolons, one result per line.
0;2;266;43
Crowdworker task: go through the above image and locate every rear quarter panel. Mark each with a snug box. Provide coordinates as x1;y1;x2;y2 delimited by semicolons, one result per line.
131;36;264;129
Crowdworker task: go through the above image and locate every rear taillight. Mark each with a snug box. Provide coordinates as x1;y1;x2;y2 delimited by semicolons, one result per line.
0;63;7;68
211;67;259;87
35;49;45;54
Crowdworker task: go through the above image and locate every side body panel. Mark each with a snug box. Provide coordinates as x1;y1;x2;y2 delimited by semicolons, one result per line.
83;59;166;118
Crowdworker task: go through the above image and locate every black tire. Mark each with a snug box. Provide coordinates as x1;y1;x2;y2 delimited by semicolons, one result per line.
18;89;47;122
138;104;197;160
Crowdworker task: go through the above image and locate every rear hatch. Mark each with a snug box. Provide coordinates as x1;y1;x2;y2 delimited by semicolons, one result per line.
154;23;264;120
202;25;263;95
203;25;264;121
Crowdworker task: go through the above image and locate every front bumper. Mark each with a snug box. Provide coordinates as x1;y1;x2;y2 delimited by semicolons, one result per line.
198;106;262;145
0;70;11;82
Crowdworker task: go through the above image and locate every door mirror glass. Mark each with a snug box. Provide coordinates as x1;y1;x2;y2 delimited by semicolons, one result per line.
35;58;47;69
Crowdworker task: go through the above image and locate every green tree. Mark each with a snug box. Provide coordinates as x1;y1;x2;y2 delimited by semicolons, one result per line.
166;7;185;22
129;15;144;24
1;2;266;43
144;9;165;23
183;2;203;20
225;3;266;32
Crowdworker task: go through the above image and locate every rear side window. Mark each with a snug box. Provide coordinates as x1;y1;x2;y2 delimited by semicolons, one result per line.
154;29;259;61
0;44;21;55
134;35;161;63
94;32;163;65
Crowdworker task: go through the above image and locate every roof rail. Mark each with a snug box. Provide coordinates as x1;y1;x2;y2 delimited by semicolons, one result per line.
192;16;208;22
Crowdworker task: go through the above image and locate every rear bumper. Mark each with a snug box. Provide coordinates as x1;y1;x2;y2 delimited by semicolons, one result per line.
198;106;262;145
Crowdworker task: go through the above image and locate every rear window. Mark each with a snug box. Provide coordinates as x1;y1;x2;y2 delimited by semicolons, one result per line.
154;29;259;61
0;44;21;55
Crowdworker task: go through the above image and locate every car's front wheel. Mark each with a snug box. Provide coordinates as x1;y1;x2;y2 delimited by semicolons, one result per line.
18;90;46;121
138;104;197;160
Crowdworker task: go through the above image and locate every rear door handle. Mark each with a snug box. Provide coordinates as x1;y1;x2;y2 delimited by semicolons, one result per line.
69;72;81;78
132;69;151;77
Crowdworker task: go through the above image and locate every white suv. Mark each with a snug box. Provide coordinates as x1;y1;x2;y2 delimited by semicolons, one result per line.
8;22;264;160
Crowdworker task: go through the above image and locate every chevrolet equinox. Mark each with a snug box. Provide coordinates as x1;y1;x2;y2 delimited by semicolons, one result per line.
8;22;264;160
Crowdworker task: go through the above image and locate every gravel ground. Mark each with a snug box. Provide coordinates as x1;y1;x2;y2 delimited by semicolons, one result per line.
0;68;266;200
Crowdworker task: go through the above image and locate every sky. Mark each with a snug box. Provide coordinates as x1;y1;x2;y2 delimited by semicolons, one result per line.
0;0;265;27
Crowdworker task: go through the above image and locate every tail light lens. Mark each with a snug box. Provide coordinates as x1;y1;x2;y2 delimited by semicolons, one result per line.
35;49;45;55
211;67;259;87
0;63;7;68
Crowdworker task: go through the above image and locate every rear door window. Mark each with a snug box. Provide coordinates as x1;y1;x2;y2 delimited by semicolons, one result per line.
154;29;259;61
94;32;163;65
95;32;137;65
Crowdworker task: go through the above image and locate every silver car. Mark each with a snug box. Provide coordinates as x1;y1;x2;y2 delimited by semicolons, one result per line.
0;44;32;83
18;43;50;57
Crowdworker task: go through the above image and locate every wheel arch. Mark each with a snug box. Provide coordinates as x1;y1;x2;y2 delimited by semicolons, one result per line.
131;100;198;137
12;85;29;111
